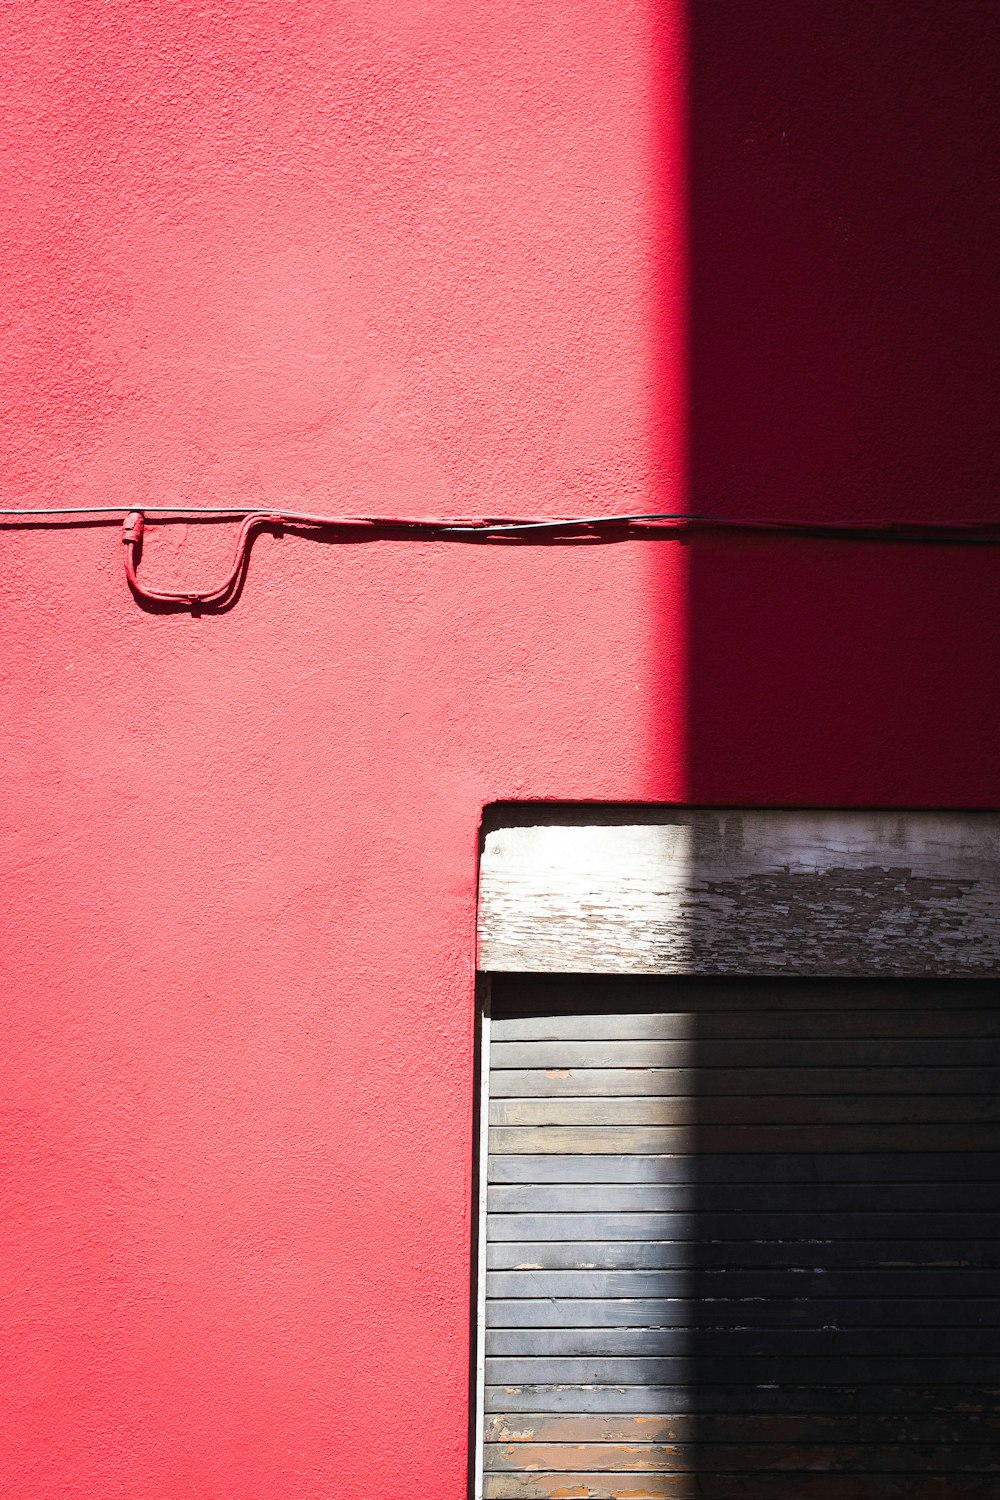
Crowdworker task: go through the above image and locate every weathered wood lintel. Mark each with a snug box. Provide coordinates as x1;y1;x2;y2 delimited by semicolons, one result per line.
477;810;1000;975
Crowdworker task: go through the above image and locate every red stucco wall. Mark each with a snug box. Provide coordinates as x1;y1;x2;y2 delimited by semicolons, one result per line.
1;3;997;1495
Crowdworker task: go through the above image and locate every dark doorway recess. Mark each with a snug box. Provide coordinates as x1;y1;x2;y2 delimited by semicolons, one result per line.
482;973;1000;1499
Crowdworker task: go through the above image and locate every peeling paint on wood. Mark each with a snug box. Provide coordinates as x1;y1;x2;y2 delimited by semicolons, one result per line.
478;813;1000;975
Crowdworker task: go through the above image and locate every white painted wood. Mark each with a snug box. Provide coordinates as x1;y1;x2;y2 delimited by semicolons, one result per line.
478;811;1000;975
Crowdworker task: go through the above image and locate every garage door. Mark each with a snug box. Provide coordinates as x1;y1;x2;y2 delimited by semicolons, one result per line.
481;975;1000;1499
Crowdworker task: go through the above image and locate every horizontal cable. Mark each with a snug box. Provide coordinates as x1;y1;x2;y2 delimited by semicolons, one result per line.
1;505;999;542
6;505;997;606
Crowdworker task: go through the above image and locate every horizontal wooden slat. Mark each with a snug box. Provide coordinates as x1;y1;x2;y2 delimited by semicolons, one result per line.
484;1411;1000;1444
488;1181;1000;1213
486;1298;1000;1329
486;1238;1000;1270
491;1184;687;1212
488;1151;1000;1183
487;1268;1000;1299
490;1038;998;1068
492;976;1000;1017
487;1210;1000;1241
478;813;1000;976
494;1100;700;1127
490;1097;1000;1126
486;1326;1000;1357
488;1440;680;1473
485;1383;1000;1414
495;1013;693;1041
489;1124;1000;1153
489;1066;1000;1097
483;1440;1000;1473
490;1004;1000;1040
483;1472;998;1498
485;1355;1000;1385
489;1475;659;1499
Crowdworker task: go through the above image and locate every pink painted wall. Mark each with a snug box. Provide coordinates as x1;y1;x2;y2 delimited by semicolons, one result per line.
0;2;997;1495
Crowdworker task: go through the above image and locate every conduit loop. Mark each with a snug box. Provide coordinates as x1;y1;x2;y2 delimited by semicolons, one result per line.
122;509;285;608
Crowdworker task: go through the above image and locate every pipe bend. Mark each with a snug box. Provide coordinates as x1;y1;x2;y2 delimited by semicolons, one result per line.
123;511;282;607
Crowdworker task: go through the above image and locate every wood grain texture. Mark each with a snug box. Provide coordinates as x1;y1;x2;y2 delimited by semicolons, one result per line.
486;1326;1000;1357
486;1238;1000;1270
483;1441;1000;1472
489;1096;1000;1126
483;1474;998;1499
490;993;1000;1036
485;1355;1000;1385
487;1268;1000;1299
487;1151;1000;1183
490;1037;993;1067
485;1297;1000;1328
487;1209;1000;1241
489;1065;1000;1097
484;1412;1000;1444
489;1123;1000;1153
485;1383;1000;1414
478;813;1000;975
488;1182;1000;1213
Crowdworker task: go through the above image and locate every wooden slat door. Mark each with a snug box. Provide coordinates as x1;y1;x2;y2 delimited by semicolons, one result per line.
480;975;1000;1499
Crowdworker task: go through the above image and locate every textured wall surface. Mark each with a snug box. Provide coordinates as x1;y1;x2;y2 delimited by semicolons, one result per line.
0;2;997;1496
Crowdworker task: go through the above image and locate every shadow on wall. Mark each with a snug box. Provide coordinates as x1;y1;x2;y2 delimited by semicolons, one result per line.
666;0;1000;803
